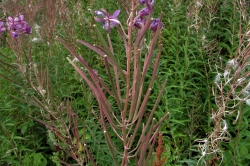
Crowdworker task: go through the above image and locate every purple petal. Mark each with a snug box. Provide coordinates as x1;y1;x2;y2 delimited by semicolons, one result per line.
19;15;24;21
1;27;6;32
12;31;19;38
139;7;149;17
14;17;19;22
110;21;118;27
146;2;154;12
150;18;163;32
23;25;31;34
8;16;13;22
133;18;142;29
112;10;120;18
139;0;145;4
15;24;22;29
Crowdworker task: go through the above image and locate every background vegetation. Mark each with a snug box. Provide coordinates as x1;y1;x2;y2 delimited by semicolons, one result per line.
0;0;249;165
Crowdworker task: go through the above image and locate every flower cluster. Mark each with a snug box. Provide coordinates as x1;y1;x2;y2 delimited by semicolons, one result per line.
134;0;162;32
94;0;162;33
0;14;31;38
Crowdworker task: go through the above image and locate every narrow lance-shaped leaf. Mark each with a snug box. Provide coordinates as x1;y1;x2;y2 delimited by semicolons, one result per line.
100;104;120;166
104;55;122;110
128;88;152;149
141;14;163;84
67;58;117;129
93;25;126;81
58;37;113;95
144;79;168;133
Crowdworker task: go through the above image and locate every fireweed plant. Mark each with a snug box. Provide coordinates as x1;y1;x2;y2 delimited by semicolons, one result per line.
0;11;93;165
58;0;168;165
0;14;31;38
0;14;32;78
196;26;250;165
192;1;250;165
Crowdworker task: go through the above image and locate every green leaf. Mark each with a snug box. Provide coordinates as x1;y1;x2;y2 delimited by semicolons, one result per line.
23;153;47;166
178;159;197;166
239;146;248;155
21;124;28;134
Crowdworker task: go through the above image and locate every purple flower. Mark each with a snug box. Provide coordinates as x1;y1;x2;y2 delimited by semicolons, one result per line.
94;9;120;33
135;0;154;24
133;18;143;29
6;16;22;31
139;0;153;4
12;31;19;38
6;14;31;38
138;7;150;18
23;25;31;34
139;0;154;11
150;18;163;32
139;0;146;3
0;21;6;34
146;0;155;10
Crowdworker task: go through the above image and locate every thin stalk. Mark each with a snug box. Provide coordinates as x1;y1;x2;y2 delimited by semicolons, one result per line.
104;55;122;111
144;79;167;132
134;15;163;119
0;73;21;86
128;39;143;121
100;104;120;166
122;1;135;165
93;26;126;82
141;14;163;84
107;34;114;54
128;88;152;149
137;119;155;165
134;11;153;47
67;58;119;129
133;44;163;123
145;128;159;164
60;37;113;95
0;59;18;71
128;47;140;121
84;145;97;166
